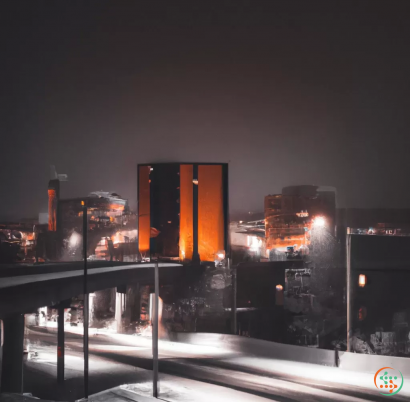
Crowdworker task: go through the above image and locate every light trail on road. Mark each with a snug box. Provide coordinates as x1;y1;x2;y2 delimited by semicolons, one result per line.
25;327;409;402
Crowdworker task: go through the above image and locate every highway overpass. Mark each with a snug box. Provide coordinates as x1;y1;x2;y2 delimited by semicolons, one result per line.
0;261;182;317
0;261;182;394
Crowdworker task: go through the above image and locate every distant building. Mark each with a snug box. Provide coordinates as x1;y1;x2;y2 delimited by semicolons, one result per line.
230;220;266;263
265;185;336;260
347;234;410;356
46;178;137;261
0;220;37;263
338;208;410;236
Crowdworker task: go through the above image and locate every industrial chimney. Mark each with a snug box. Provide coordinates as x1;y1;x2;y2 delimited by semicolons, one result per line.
47;166;67;231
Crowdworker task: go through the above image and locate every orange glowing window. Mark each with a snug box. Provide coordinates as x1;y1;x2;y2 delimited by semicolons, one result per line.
138;166;151;255
198;165;224;262
48;189;58;231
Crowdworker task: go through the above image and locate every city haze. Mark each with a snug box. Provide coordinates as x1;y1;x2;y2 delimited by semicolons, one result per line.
2;1;410;220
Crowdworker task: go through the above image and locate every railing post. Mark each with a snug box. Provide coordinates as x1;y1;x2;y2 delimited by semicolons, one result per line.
57;304;65;383
231;259;237;335
82;201;89;399
152;260;159;398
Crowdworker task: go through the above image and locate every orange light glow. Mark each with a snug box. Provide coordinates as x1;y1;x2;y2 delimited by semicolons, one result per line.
48;189;57;231
179;165;194;260
247;235;261;251
198;165;224;261
138;166;151;254
358;306;367;321
112;232;121;244
108;203;125;211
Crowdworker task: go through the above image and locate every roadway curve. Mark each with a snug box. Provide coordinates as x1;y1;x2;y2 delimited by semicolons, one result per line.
24;326;408;402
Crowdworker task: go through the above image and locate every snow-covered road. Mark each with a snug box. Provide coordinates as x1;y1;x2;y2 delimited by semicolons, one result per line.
24;326;409;402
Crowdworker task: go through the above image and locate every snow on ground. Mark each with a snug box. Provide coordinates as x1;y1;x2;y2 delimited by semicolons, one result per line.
223;355;410;397
31;322;228;358
27;322;410;401
122;376;272;402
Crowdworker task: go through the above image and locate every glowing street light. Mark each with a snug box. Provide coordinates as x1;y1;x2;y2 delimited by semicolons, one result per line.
69;231;81;247
313;216;326;228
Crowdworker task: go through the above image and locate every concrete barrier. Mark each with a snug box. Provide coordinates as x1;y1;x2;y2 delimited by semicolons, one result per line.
171;332;410;374
339;351;410;377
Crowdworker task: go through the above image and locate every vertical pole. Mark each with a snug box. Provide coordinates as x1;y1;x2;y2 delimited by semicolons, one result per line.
222;163;229;256
346;228;351;353
57;304;65;383
231;260;237;335
152;260;159;398
82;201;89;399
1;314;24;393
192;164;199;264
115;291;123;334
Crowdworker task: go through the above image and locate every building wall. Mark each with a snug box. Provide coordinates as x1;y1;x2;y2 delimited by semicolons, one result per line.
348;234;410;356
149;164;180;257
179;165;194;260
138;166;151;256
198;165;225;261
137;163;228;262
265;185;336;255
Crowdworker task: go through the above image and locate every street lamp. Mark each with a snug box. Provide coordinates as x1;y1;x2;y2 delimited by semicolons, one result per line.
313;216;326;228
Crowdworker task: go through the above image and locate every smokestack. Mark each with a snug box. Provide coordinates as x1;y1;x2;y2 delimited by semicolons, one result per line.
48;179;60;231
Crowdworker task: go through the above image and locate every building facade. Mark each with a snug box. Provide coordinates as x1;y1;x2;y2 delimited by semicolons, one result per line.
265;185;336;260
137;163;229;262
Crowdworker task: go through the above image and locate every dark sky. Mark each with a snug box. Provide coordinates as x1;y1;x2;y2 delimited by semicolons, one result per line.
2;1;410;220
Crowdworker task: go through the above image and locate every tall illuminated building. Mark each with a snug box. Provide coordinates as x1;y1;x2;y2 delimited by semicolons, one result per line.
137;163;229;262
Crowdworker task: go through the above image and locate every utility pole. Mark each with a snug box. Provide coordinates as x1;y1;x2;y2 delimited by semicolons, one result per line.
82;201;89;399
192;164;200;264
152;260;159;398
346;228;351;353
231;258;237;335
57;303;65;383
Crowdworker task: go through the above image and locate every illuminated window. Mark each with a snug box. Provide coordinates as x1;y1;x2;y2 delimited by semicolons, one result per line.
358;274;367;287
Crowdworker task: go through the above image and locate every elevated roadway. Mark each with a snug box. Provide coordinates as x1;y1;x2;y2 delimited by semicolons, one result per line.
0;261;182;317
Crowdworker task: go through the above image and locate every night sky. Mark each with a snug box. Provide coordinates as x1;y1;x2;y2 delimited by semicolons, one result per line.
2;1;410;220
